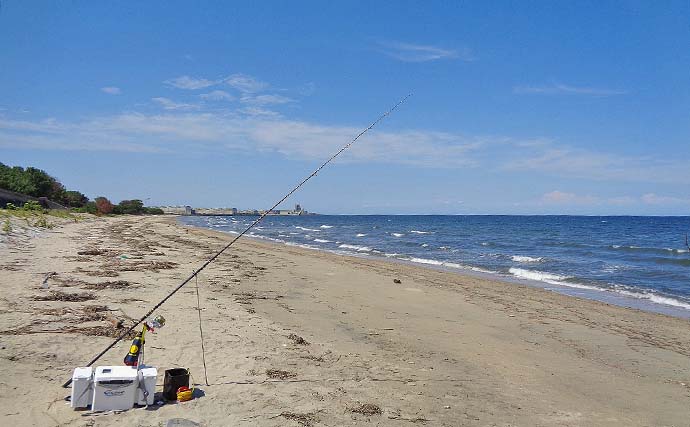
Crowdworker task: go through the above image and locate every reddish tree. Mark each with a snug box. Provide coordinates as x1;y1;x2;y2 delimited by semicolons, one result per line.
94;196;114;215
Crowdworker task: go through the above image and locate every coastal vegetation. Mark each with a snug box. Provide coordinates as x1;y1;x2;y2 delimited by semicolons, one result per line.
0;162;163;216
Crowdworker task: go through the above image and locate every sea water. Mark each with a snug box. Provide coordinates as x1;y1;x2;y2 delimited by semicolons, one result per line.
180;215;690;318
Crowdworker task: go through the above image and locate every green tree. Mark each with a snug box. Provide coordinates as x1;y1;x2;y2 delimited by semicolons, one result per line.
114;199;145;215
63;190;89;208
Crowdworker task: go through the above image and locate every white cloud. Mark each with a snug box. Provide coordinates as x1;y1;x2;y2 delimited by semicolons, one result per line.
500;143;687;183
541;190;597;205
0;102;687;184
378;41;472;62
164;75;217;90
237;107;282;118
224;74;268;93
151;97;199;111
101;86;121;95
0;111;482;166
641;193;690;205
240;94;293;106
538;191;690;207
164;73;276;96
199;90;235;101
513;83;627;96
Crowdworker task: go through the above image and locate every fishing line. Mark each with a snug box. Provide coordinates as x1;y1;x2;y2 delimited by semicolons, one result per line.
62;93;411;388
195;273;209;386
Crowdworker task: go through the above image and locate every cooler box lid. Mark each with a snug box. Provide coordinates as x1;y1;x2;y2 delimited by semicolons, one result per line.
138;367;158;378
72;367;93;380
94;366;138;382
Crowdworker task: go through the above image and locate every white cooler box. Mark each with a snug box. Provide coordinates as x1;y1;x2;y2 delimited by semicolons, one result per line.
71;367;93;409
92;366;138;411
136;367;158;406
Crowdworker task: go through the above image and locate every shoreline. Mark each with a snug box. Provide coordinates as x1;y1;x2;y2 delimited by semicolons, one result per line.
182;218;690;320
1;215;690;426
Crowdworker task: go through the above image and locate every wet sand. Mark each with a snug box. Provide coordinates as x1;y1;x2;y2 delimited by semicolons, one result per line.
1;215;689;426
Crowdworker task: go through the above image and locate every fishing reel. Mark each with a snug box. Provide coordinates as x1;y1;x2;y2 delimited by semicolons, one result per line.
124;313;166;367
145;314;166;332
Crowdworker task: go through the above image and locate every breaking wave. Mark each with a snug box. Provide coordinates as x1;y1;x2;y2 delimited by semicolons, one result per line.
511;255;543;263
338;244;372;252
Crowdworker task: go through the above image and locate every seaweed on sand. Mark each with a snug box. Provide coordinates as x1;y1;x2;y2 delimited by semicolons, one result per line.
32;291;95;302
280;411;318;427
266;369;296;380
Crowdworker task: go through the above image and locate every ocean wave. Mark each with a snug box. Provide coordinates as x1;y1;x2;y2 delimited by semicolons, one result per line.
285;242;316;250
616;290;690;310
509;268;690;311
508;268;578;287
409;257;444;266
609;245;689;255
421;243;429;247
651;257;690;267
511;255;543;263
338;244;372;252
384;253;401;258
314;238;332;243
320;225;333;229
410;230;432;234
356;233;367;237
406;257;486;273
295;226;319;232
391;233;404;237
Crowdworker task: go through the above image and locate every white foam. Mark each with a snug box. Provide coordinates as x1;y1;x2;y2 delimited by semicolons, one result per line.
511;255;543;263
508;268;577;287
314;239;332;243
319;225;333;229
409;257;443;266
443;262;463;269
407;258;477;272
421;243;429;247
391;233;404;237
295;226;319;232
285;242;316;250
338;244;372;252
356;233;367;237
410;230;431;234
615;290;690;310
384;253;401;258
510;269;690;311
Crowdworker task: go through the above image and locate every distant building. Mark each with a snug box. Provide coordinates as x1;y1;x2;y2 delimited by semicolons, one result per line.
193;207;238;216
157;205;193;215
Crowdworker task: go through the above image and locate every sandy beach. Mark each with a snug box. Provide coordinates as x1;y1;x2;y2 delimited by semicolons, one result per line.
1;214;689;427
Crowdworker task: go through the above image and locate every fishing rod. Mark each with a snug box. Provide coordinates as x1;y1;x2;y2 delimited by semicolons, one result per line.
62;94;411;388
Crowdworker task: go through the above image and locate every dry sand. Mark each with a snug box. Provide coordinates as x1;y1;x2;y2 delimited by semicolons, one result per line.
0;215;689;426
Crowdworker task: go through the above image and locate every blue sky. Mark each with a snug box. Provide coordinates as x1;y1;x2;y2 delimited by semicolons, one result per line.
1;1;689;215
